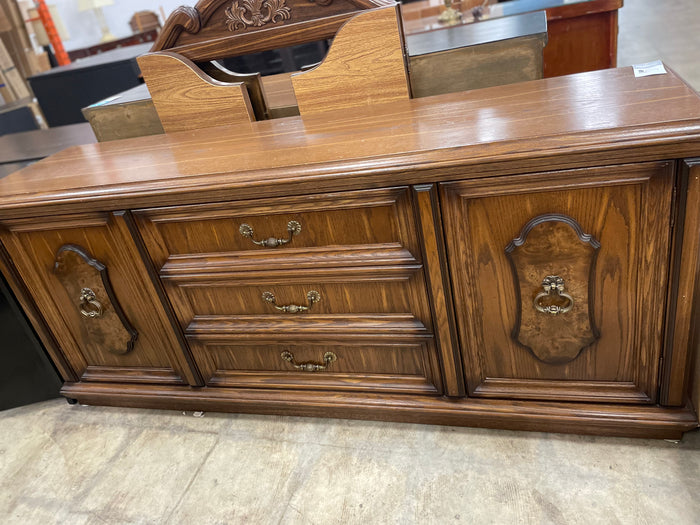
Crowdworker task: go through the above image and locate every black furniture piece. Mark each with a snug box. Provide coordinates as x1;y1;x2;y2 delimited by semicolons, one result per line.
0;272;62;410
27;43;151;127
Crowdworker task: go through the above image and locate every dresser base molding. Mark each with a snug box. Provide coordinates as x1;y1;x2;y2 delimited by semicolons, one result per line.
60;383;699;440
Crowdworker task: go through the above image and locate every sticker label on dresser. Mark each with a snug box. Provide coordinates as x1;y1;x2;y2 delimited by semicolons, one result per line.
633;60;667;77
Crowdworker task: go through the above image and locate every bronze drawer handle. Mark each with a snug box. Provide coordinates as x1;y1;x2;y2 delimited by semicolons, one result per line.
262;290;320;313
239;220;301;248
281;351;337;372
79;288;103;318
534;276;574;315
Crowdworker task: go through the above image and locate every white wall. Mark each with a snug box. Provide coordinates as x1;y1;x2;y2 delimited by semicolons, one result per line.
50;0;185;52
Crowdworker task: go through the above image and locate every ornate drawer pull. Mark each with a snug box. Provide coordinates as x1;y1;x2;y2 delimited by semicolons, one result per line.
239;220;301;248
262;290;320;313
281;351;337;372
534;276;574;315
79;288;103;318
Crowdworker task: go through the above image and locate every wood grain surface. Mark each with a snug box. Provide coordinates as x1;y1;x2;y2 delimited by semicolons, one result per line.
440;161;673;403
134;184;448;394
1;68;699;220
152;0;394;62
291;6;410;116
138;51;255;133
59;381;699;439
663;159;700;406
0;213;201;386
1;64;699;437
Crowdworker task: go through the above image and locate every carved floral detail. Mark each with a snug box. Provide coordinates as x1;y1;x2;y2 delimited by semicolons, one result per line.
225;0;292;31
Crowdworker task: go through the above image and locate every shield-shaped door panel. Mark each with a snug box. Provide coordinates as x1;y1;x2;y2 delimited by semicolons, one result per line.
506;214;600;365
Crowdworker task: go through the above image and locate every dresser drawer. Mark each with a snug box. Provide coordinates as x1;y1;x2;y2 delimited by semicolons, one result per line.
134;187;421;267
186;314;442;394
163;273;433;330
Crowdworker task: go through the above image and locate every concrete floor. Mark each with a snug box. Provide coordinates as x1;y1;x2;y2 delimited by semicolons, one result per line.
2;1;700;524
617;0;700;90
1;399;699;524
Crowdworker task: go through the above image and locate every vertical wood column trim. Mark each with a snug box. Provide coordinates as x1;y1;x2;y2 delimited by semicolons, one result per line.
120;211;204;387
0;237;78;382
662;159;700;406
412;184;465;397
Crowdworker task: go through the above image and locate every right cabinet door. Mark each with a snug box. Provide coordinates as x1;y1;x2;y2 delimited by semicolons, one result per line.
440;162;674;404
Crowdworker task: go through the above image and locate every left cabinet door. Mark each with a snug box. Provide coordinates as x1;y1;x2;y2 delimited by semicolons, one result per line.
0;211;200;386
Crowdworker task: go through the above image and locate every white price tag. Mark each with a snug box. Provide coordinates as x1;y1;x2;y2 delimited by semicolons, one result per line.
633;60;667;78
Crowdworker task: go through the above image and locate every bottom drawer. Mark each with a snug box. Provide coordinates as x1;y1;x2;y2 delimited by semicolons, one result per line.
188;339;442;395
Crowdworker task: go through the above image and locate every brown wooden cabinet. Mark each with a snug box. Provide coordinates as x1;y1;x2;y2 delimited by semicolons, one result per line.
0;212;199;387
0;68;699;439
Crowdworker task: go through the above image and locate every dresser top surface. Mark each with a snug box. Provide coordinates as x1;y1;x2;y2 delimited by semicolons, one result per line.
2;67;700;218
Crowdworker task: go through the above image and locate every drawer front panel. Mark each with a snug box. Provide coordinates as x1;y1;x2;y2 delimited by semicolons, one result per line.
134;187;421;267
164;276;433;330
190;338;440;394
0;212;199;386
440;162;674;403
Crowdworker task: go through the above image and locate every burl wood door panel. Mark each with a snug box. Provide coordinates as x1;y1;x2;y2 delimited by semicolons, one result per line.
441;162;674;403
0;212;199;386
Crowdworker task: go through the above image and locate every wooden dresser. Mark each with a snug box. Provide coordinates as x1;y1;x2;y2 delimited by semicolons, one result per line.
1;67;699;439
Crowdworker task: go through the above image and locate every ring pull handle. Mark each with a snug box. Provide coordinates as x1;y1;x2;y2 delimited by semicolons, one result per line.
79;288;103;318
281;351;337;372
262;290;321;313
534;276;574;315
239;220;301;248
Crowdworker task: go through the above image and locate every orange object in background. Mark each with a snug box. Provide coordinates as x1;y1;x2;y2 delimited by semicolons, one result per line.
35;0;69;66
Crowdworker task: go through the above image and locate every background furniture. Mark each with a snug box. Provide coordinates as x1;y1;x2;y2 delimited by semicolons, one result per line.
0;122;95;164
403;0;623;77
407;10;546;96
0;99;39;136
0;271;61;410
28;43;150;127
1;67;699;439
67;29;159;61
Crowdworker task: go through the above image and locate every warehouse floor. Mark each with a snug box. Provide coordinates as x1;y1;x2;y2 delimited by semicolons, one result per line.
2;0;699;523
1;399;699;524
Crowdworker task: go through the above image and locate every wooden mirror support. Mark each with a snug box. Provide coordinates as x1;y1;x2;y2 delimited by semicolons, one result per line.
138;52;256;133
139;2;410;130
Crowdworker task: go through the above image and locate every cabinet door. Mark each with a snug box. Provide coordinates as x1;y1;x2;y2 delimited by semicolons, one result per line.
440;162;674;403
0;212;200;386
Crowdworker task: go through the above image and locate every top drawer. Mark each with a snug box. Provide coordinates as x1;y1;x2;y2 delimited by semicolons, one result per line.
133;187;420;268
